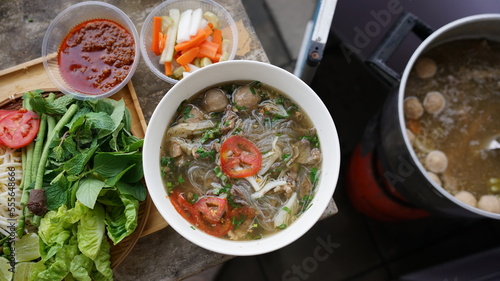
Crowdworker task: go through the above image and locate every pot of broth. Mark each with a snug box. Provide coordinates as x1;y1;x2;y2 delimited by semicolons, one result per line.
372;14;500;219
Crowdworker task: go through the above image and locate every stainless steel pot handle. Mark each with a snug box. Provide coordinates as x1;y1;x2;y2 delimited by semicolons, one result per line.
367;12;434;87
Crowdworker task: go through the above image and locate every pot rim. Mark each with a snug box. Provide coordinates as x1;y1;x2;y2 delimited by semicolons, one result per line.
398;13;500;219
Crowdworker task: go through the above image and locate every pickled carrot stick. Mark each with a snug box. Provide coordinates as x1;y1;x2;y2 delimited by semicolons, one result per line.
196;40;219;61
152;17;163;55
176;47;199;65
212;29;222;54
164;62;173;76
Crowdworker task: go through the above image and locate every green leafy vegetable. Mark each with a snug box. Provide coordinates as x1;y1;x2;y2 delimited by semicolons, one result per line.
76;178;106;209
77;203;105;260
16;90;146;281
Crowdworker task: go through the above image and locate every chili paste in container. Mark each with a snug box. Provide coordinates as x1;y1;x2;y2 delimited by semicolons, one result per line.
58;19;135;95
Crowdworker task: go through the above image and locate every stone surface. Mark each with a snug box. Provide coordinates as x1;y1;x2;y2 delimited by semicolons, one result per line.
0;1;265;280
0;1;337;280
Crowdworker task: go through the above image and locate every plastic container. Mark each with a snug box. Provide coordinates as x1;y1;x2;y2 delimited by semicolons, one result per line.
42;1;140;100
140;0;238;84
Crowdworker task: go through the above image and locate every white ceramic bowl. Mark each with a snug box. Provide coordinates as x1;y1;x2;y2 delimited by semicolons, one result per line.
42;1;140;100
140;0;238;84
143;60;341;256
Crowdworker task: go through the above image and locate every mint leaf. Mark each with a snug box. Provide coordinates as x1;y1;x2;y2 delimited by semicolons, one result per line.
64;147;98;176
44;172;70;210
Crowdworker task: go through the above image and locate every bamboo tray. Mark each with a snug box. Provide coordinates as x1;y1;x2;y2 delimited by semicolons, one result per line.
0;57;167;268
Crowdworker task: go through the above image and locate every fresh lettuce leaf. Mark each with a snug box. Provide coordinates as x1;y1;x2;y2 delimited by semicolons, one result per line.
69;254;93;281
35;235;79;281
105;194;139;245
90;239;113;281
77;203;105;260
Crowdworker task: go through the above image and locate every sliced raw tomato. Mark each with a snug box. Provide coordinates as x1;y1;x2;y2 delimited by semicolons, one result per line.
220;135;262;178
169;190;199;225
0;110;14;119
195;211;232;237
194;196;228;223
0;109;40;149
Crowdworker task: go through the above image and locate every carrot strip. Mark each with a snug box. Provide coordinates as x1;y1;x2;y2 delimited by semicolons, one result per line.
164;62;173;76
182;64;190;72
203;24;214;37
212;29;223;54
214;53;221;63
174;30;206;52
176;47;199;65
196;40;219;61
152;17;163;55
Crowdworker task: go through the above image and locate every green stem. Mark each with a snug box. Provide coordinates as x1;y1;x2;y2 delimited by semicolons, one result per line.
31;103;79;226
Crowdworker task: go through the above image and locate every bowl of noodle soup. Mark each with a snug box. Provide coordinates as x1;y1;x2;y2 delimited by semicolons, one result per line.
143;60;340;255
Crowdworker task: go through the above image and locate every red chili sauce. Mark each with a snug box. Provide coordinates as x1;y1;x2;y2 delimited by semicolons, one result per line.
58;19;135;95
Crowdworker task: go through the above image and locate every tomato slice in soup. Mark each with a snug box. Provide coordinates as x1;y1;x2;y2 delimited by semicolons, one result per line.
195;213;233;237
220;136;262;178
170;191;199;225
0;109;40;149
194;196;228;223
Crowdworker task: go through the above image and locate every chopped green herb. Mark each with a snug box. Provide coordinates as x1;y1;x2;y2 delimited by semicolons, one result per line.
282;206;291;214
302;134;320;148
196;147;216;160
177;99;188;112
232;214;246;230
188;194;199;204
234;104;246;111
276;223;287;229
227;195;240;208
249;81;262;96
300;195;314;212
200;127;220;143
161;156;173;167
310;167;319;185
282;153;291;161
182;105;194;121
177;174;185;184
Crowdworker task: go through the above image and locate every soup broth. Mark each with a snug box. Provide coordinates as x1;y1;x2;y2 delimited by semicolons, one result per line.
160;81;322;239
404;39;500;212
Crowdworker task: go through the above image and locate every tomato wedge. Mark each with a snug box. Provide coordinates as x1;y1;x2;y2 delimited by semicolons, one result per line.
0;109;40;149
194;196;228;223
220;135;262;178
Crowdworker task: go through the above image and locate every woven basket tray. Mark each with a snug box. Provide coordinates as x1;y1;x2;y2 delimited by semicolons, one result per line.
1;90;151;269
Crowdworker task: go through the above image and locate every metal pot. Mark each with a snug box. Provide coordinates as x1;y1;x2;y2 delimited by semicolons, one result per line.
371;13;500;219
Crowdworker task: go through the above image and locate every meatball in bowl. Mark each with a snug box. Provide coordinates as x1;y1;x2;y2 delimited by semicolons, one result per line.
143;60;340;256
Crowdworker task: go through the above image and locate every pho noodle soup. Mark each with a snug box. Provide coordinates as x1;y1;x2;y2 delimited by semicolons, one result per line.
404;39;500;213
160;81;322;239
